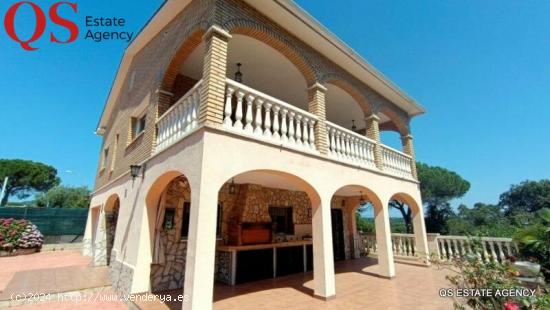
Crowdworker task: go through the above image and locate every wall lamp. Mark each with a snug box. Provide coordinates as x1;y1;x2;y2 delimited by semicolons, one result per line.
130;164;146;180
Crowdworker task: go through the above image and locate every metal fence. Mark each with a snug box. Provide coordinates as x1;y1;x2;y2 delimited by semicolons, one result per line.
0;207;87;236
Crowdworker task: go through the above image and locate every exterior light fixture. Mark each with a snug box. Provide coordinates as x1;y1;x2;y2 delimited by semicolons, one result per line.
359;191;366;205
351;120;357;131
229;178;236;195
234;63;243;82
130;165;142;180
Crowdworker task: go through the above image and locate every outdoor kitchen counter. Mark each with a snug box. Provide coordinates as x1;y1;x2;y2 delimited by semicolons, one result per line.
217;240;312;251
216;241;313;285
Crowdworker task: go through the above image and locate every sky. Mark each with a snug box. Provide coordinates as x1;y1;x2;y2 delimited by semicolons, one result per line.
1;0;549;211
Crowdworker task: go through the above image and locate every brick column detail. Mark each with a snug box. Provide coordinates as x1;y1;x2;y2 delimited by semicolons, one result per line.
308;83;328;154
401;134;418;179
152;89;174;153
365;114;383;170
199;25;232;125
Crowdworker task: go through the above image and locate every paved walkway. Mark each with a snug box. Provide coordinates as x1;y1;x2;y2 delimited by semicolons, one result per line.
0;250;125;309
1;251;453;309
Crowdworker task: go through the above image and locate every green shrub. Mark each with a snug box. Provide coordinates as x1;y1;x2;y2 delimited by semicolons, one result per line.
0;218;43;251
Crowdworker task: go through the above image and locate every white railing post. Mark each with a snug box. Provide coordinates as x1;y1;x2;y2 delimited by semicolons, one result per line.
253;98;264;136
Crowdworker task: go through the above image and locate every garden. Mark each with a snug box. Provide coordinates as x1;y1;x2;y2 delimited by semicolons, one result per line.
0;218;44;256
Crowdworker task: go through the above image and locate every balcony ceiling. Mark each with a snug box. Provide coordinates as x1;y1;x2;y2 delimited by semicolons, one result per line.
180;35;390;131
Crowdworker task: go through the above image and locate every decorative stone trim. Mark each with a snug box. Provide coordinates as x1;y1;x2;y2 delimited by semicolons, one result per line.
109;252;134;295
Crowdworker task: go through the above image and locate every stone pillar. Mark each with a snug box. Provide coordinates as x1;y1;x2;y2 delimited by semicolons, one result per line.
308;83;328;154
374;203;395;278
412;205;430;265
198;25;232;125
182;178;219;309
401;134;418;179
311;194;336;299
365;114;383;170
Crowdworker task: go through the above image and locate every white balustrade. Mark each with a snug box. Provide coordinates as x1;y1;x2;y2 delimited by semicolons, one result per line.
381;145;413;178
155;80;202;153
223;78;318;152
326;122;376;169
360;233;517;263
436;236;516;263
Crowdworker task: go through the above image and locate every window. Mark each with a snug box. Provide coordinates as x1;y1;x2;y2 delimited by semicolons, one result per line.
130;114;146;140
100;147;109;170
110;134;119;172
129;70;136;90
181;202;223;238
269;206;294;234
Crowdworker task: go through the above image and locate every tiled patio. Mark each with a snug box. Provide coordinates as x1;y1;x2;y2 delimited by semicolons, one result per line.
136;257;453;310
0;251;453;309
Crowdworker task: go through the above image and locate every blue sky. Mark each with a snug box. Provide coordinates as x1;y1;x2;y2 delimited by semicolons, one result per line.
1;0;549;211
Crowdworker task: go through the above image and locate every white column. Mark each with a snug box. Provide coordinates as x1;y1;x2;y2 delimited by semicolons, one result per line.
93;208;108;266
244;94;255;133
312;194;336;299
272;106;281;140
253;98;264;136
263;102;272;137
412;204;430;265
374;203;395;278
288;112;296;143
308;119;315;149
280;109;289;142
234;90;244;130
191;92;199;129
223;86;234;127
182;180;219;310
295;115;303;146
82;207;94;256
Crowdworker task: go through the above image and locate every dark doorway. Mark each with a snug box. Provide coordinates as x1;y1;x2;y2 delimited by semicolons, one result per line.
331;208;345;261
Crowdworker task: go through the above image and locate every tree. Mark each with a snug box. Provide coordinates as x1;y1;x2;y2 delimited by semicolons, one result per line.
446;203;517;237
35;186;91;208
0;159;60;206
499;180;550;216
389;200;413;233
416;162;470;233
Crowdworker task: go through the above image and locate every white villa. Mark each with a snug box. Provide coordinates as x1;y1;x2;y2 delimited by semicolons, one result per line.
82;0;431;309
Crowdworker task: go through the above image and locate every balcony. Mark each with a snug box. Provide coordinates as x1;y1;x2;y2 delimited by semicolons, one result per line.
155;79;415;180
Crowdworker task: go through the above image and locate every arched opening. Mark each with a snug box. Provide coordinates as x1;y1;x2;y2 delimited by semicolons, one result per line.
145;171;192;292
214;170;320;286
325;83;367;131
159;30;205;113
104;194;120;266
378;108;409;151
388;192;428;261
331;185;394;277
226;34;309;109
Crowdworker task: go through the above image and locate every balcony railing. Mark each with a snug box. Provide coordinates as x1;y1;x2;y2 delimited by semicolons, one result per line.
359;233;518;263
154;79;415;180
326;121;377;169
381;145;413;178
155;80;202;153
222;78;318;153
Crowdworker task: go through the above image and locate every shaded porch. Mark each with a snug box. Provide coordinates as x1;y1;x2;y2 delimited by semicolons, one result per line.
135;257;452;310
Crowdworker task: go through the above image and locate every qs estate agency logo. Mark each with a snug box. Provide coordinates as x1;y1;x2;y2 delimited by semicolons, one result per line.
3;1;78;51
3;1;134;51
